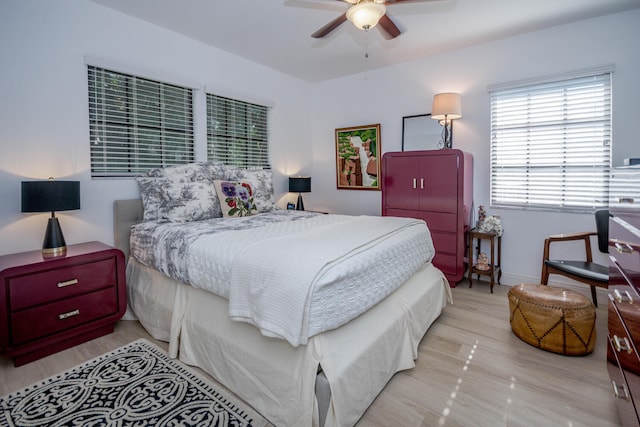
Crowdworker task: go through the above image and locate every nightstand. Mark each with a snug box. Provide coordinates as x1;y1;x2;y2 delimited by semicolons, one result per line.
0;242;126;366
468;229;502;293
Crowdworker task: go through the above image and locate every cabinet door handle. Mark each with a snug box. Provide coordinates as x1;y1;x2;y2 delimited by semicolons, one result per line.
57;278;79;288
613;335;633;354
615;242;634;254
58;309;80;320
420;178;424;189
612;381;630;401
412;178;417;189
614;289;634;303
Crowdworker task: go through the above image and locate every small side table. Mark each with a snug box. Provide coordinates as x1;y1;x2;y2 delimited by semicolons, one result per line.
468;229;502;293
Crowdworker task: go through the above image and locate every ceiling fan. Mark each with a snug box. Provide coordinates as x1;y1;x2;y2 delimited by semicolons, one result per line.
311;0;437;39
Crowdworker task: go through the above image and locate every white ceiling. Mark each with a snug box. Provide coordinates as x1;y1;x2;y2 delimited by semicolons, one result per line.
88;0;640;83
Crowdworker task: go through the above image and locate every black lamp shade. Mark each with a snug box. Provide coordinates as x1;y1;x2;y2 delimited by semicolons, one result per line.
21;181;80;213
289;177;311;211
289;177;311;193
21;180;80;256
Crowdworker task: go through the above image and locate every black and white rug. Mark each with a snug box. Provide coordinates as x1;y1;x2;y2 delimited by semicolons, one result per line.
0;339;262;427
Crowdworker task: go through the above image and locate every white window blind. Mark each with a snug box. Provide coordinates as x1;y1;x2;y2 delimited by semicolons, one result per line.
88;66;194;177
490;70;612;211
206;93;270;169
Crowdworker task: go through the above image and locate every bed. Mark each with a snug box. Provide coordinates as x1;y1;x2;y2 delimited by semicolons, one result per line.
115;162;451;427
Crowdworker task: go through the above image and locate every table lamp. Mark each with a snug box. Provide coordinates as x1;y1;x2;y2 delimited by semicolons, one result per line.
431;92;462;149
21;179;80;256
288;176;311;211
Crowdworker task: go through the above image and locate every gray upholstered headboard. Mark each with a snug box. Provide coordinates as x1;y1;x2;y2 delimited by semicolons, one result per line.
113;199;143;261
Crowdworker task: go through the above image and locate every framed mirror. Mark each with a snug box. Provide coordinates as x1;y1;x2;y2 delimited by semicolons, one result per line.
401;114;445;151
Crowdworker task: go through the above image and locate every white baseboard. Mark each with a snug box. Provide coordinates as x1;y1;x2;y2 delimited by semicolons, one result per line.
467;271;607;305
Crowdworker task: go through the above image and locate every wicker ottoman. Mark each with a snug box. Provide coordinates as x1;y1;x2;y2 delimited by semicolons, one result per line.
508;283;596;356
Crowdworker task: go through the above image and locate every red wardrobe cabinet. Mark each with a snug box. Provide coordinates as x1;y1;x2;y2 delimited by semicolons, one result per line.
382;149;473;285
0;241;126;366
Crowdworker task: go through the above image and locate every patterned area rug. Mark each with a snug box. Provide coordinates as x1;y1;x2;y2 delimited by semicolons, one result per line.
0;339;264;427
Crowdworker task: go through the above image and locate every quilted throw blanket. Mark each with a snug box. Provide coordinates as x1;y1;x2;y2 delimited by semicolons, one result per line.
227;215;429;346
130;210;318;285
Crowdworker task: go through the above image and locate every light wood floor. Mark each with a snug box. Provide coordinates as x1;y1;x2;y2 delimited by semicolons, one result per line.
0;279;621;427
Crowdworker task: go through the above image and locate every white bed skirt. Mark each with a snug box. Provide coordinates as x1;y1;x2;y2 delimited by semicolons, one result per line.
125;258;450;427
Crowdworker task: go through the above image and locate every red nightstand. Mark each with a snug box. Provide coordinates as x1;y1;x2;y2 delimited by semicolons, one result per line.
0;241;126;366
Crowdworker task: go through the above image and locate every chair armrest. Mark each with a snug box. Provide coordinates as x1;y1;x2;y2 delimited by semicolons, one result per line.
543;231;595;263
545;231;596;242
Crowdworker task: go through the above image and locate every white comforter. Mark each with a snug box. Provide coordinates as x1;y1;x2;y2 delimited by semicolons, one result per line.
187;214;434;345
227;215;427;346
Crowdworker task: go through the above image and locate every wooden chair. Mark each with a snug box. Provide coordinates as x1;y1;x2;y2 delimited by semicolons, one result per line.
540;210;609;307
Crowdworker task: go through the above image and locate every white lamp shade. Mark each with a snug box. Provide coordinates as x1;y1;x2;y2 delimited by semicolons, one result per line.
431;93;462;120
346;2;386;30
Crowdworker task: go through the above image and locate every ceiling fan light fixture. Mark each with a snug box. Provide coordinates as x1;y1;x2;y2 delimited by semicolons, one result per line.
346;2;386;31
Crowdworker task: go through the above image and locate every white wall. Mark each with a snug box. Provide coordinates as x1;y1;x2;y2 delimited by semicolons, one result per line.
309;10;640;284
0;0;314;255
1;2;637;285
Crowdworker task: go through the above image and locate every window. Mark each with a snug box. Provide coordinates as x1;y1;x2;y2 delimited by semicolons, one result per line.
88;66;194;177
206;94;270;169
489;69;612;212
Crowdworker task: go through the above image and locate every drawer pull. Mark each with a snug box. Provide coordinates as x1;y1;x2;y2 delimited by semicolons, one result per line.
613;335;633;354
57;278;79;288
612;381;630;401
412;178;417;189
58;309;80;320
615;242;635;254
420;178;424;189
619;197;635;204
614;289;634;303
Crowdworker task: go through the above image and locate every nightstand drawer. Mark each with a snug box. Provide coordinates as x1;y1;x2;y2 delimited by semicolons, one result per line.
8;258;117;310
11;287;118;345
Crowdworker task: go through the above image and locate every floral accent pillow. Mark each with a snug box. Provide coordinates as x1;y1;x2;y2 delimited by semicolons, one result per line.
213;180;258;217
158;181;220;223
223;168;276;213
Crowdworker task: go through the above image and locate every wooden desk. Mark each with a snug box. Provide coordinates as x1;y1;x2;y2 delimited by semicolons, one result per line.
468;229;502;293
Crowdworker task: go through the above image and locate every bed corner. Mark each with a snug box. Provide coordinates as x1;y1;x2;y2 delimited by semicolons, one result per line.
113;199;143;261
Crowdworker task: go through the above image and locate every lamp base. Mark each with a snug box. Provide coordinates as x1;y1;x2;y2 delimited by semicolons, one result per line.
42;217;67;257
296;193;305;211
443;120;453;149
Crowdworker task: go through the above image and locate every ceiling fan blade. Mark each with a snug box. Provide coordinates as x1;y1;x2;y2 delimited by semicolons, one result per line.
378;14;401;39
311;13;347;38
